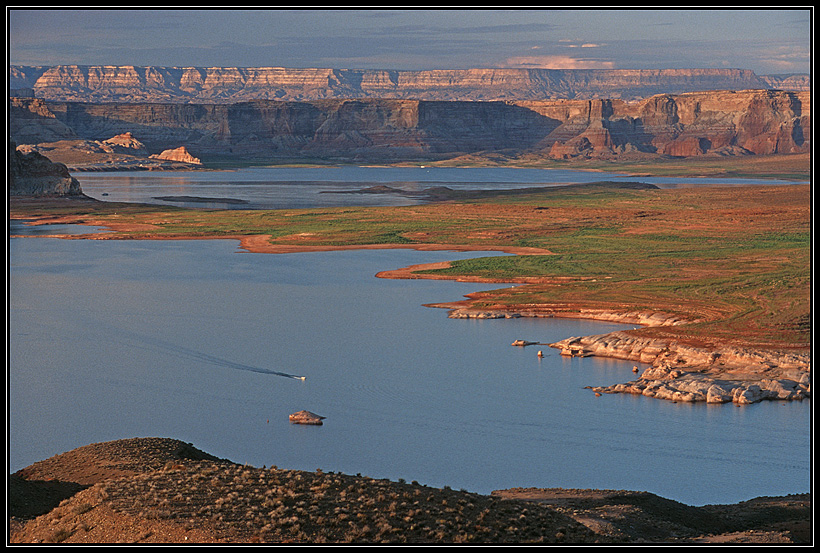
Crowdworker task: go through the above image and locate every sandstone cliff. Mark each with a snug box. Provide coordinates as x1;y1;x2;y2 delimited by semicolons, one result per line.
9;65;808;104
9;140;82;196
8;89;809;163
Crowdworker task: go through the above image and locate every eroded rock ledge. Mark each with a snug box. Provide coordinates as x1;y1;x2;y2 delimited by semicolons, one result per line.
445;307;809;404
550;332;810;404
446;307;693;327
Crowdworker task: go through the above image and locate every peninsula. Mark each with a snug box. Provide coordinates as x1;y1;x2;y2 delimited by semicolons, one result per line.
9;161;810;406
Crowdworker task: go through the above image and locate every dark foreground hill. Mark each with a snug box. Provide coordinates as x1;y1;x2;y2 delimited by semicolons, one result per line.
8;438;810;544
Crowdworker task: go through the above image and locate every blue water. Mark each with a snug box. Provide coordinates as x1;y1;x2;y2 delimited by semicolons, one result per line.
8;234;811;506
74;166;806;210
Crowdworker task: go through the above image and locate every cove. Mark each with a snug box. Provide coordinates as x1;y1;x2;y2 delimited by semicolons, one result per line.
8;234;810;506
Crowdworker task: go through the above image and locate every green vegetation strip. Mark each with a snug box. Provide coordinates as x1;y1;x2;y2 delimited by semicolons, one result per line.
10;182;810;348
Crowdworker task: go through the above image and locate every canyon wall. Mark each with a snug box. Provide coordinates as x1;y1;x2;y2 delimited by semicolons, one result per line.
9;89;810;162
9;65;808;104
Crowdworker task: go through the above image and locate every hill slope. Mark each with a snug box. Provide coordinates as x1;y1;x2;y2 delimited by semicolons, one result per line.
9;438;810;544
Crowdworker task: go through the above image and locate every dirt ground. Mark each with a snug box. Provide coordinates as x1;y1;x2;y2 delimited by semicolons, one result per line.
8;438;811;544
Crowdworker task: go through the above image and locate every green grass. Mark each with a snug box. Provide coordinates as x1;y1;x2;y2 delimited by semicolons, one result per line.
10;181;810;348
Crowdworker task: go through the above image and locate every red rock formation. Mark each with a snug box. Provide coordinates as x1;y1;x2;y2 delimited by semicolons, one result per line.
149;146;201;164
9;65;803;103
103;131;146;151
8;90;810;163
531;90;810;159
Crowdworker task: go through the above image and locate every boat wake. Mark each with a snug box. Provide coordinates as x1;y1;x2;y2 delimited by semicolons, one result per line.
125;331;307;381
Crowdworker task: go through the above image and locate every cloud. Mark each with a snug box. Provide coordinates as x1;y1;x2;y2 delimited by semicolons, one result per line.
752;45;811;73
502;55;615;70
562;43;604;49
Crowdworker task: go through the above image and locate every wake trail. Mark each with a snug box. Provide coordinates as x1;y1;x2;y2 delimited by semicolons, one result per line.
121;328;307;381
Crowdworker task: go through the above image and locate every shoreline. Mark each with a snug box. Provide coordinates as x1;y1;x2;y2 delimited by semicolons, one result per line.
375;258;811;405
10;198;811;406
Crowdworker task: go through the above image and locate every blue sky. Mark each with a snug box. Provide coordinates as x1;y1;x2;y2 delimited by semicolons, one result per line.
7;8;812;75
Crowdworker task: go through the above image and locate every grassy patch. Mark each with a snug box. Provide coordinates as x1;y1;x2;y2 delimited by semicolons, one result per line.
10;180;810;349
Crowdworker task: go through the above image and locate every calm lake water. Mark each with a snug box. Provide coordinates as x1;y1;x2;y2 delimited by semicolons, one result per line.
9;167;811;507
74;166;806;210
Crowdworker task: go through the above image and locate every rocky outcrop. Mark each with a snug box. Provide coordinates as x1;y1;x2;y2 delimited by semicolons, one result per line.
9;140;82;196
149;146;201;164
8;89;809;163
594;366;811;405
9;65;808;103
550;331;811;404
448;307;696;327
103;131;147;153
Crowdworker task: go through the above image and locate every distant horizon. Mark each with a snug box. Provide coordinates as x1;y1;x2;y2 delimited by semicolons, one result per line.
9;63;809;77
8;9;811;76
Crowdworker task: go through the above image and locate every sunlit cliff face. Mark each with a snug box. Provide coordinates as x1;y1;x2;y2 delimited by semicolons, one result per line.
10;65;799;103
9;89;810;162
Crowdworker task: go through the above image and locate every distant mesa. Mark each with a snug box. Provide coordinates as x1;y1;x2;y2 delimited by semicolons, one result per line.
8;65;811;103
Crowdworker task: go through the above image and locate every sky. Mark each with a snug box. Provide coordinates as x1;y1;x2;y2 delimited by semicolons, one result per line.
7;8;813;75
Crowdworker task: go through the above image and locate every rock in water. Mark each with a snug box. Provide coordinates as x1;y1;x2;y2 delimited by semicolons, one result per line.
289;411;326;425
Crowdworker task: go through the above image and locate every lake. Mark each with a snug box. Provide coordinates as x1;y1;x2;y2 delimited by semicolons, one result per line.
8;167;811;507
73;165;806;210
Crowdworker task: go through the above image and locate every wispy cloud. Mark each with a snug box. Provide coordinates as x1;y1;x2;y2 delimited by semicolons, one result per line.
503;55;616;70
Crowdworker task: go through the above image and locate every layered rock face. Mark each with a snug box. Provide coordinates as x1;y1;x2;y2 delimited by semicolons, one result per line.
9;140;82;196
9;89;810;162
550;332;810;405
9;65;807;103
526;89;811;158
